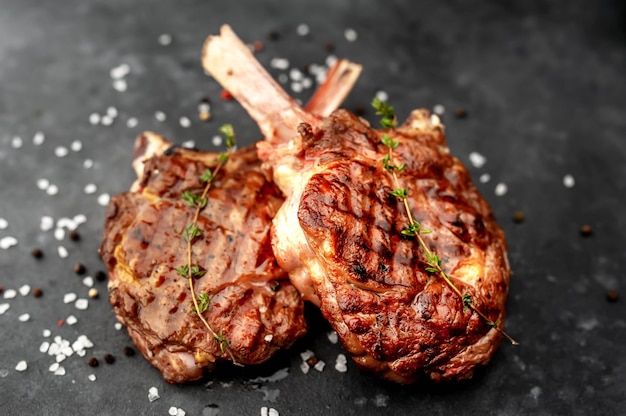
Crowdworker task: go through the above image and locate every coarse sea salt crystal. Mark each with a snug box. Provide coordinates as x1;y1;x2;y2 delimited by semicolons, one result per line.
33;131;45;146
296;23;310;36
375;90;389;102
18;285;31;296
299;361;310;374
494;182;508;196
41;216;54;231
82;276;94;287
36;178;50;190
84;184;97;194
97;193;111;206
300;350;314;361
313;360;326;372
54;228;65;241
40;341;50;353
469;151;487;169
114;322;123;330
335;354;348;372
110;63;130;79
66;315;78;325
148;386;160;402
270;57;289;70
479;173;491;183
18;313;30;322
101;114;114;126
433;104;445;115
179;116;191;128
211;135;222;146
344;28;358;42
106;106;118;118
181;140;195;148
43;329;51;337
88;374;96;381
46;184;59;196
54;366;66;376
55;146;69;158
15;361;28;372
327;331;338;344
112;79;128;92
49;362;59;372
0;303;10;315
89;113;101;125
278;73;288;84
4;289;17;299
11;136;23;149
83;159;94;169
63;293;77;304
0;236;18;249
74;214;87;225
158;33;172;46
75;299;89;310
126;117;138;128
155;111;167;122
0;217;7;229
563;174;575;188
57;246;68;258
70;140;82;152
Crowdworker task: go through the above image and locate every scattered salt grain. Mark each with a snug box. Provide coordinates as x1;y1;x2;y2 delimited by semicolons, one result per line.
89;113;101;125
158;33;172;46
296;23;310;36
148;386;160;402
0;303;10;314
563;174;575;188
82;276;94;287
494;182;508;196
4;289;17;299
112;79;128;92
40;341;50;353
101;114;114;126
41;216;54;231
49;362;59;372
70;140;82;152
110;63;130;80
11;136;23;149
0;217;7;229
375;90;389;102
75;299;89;310
155;111;167;122
301;77;313;89
169;407;186;416
469;151;486;168
325;54;337;68
55;354;67;363
181;140;195;148
46;184;59;195
74;214;86;225
66;315;78;326
88;374;96;381
15;361;28;372
313;360;326;372
43;329;51;337
54;228;65;241
18;313;30;322
54;366;66;376
0;369;9;378
33;131;45;146
291;82;303;93
83;159;94;169
433;104;445;115
84;184;97;194
54;146;69;158
299;361;310;374
479;173;491;183
36;178;50;190
0;236;18;249
64;293;77;304
106;106;118;118
211;135;223;146
270;58;290;70
126;117;138;128
335;354;348;372
278;73;288;84
264;334;274;342
344;28;358;42
114;322;123;331
300;350;315;361
97;193;111;206
57;246;69;258
179;116;191;128
18;285;31;296
327;331;338;344
261;407;279;416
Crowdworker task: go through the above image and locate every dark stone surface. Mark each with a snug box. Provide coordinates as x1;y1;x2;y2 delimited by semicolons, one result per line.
1;1;625;415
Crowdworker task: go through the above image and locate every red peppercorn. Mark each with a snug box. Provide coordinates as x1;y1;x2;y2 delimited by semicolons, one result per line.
219;89;233;101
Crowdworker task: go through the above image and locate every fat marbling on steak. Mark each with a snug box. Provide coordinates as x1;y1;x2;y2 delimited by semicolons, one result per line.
203;25;513;384
99;55;362;383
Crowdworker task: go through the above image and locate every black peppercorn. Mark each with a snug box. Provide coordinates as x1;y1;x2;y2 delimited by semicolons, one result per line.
74;263;86;274
31;248;44;259
87;357;99;367
104;354;115;364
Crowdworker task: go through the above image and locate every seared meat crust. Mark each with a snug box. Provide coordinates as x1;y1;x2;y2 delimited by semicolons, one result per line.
100;134;306;383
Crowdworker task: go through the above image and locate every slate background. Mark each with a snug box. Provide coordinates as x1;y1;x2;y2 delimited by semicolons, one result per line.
1;1;625;415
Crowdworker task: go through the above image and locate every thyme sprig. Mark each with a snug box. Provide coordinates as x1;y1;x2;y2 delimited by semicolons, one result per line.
372;98;518;345
177;124;243;361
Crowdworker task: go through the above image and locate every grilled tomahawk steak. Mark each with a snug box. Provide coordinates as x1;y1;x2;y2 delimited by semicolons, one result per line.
99;56;361;383
203;25;512;383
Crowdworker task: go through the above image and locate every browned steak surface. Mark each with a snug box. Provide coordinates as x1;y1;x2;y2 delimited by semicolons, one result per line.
271;110;510;383
99;134;306;383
